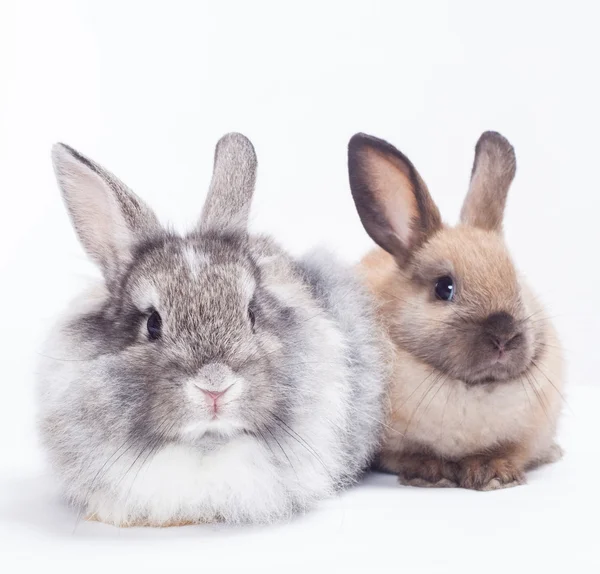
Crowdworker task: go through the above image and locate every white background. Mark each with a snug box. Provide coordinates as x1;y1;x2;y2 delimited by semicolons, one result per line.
1;0;599;572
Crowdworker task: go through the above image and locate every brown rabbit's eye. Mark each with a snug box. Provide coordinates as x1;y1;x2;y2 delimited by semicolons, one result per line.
435;276;455;301
147;310;162;340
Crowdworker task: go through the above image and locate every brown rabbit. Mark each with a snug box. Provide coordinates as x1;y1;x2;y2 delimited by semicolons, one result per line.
348;131;564;491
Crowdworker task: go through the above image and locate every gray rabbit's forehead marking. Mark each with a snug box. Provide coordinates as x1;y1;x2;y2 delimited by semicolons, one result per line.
124;235;258;338
128;242;255;313
130;281;160;311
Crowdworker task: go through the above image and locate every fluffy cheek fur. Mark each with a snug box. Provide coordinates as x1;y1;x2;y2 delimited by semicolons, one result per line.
115;327;284;445
392;283;535;384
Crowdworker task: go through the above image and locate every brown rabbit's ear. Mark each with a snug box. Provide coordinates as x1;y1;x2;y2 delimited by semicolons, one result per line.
348;133;442;265
460;131;516;232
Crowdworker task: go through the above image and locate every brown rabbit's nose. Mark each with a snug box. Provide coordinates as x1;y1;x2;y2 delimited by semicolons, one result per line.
483;312;522;353
483;312;514;336
489;333;523;352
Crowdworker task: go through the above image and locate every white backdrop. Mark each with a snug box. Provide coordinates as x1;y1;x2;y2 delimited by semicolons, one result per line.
1;0;599;571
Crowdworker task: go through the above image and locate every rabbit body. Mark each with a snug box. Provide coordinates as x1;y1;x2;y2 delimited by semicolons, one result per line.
37;134;385;526
349;131;564;490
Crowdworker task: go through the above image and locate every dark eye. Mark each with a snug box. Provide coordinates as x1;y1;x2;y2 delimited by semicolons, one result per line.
248;307;256;330
435;276;455;301
147;310;162;340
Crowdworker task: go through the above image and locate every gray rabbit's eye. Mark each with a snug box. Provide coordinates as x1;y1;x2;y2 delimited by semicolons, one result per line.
147;310;162;340
248;307;256;330
435;276;455;301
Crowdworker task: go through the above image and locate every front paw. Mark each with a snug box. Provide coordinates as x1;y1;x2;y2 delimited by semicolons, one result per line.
458;456;526;491
399;476;457;488
395;455;459;489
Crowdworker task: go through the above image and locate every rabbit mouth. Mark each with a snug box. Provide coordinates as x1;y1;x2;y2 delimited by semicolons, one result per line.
463;357;532;385
180;415;249;443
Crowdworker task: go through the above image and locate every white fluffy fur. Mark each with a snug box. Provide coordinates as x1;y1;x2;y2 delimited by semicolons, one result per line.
38;135;386;526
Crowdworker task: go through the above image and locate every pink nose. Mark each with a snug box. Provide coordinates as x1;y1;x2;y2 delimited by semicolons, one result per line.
200;389;227;401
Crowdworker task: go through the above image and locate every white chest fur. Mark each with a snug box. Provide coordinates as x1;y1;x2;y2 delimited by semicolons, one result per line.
85;434;330;526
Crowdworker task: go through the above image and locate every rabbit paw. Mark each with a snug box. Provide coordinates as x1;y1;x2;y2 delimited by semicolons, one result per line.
395;455;458;488
458;456;526;491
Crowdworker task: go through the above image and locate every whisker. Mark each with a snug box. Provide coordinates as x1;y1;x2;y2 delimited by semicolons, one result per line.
518;308;547;325
37;352;95;363
121;418;179;511
531;360;573;413
380;289;471;326
113;415;176;494
351;408;404;438
419;374;447;422
254;426;277;459
519;377;533;410
73;408;179;531
268;412;333;479
439;379;456;442
400;371;445;442
391;369;436;417
261;420;300;480
524;371;551;423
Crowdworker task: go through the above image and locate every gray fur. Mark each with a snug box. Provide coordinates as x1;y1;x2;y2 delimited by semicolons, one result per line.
38;133;386;525
199;133;257;234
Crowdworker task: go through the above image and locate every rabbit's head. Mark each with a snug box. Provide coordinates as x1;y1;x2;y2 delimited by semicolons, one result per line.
349;131;544;385
52;134;296;445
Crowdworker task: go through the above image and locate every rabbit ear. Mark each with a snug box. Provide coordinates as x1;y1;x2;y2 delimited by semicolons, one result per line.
348;133;442;265
52;143;161;276
199;133;257;235
460;131;516;232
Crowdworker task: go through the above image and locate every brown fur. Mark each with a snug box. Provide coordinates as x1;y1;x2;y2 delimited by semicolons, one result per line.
348;134;442;265
460;131;516;232
458;453;525;491
379;450;459;487
349;132;564;491
378;442;527;490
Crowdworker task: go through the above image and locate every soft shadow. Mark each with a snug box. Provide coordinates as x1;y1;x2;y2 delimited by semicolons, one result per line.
360;470;399;488
0;473;297;540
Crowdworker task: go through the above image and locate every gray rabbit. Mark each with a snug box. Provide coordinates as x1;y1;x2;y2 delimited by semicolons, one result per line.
37;133;386;526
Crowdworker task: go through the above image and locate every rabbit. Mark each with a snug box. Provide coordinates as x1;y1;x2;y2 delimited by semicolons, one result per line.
37;133;386;526
347;130;564;491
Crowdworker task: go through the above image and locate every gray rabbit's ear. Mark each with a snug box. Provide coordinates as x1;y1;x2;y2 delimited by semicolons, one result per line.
348;133;442;266
52;143;162;276
199;133;257;235
460;131;516;233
